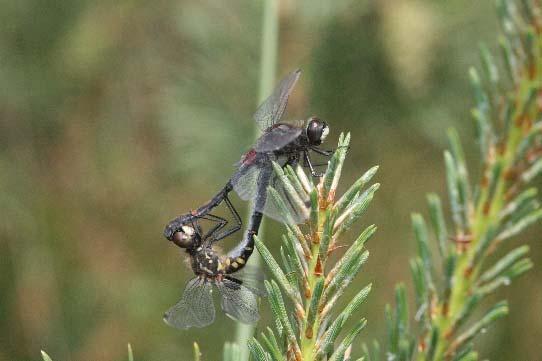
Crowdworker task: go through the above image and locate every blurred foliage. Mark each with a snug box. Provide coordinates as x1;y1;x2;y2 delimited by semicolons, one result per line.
0;1;539;361
378;2;542;360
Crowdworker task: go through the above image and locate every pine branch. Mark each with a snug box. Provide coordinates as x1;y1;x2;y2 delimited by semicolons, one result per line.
252;133;379;361
376;1;542;360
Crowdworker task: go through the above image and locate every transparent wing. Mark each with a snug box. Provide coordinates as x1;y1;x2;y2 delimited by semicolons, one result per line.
231;161;260;203
231;156;309;224
256;164;309;224
216;278;260;324
253;124;302;153
163;277;215;329
253;69;301;130
231;152;282;203
224;268;267;297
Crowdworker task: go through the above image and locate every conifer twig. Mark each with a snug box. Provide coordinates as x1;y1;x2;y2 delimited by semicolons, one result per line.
251;134;379;361
373;1;542;360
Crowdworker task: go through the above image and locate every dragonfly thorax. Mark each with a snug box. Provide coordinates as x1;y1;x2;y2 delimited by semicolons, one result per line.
306;117;329;146
191;246;222;276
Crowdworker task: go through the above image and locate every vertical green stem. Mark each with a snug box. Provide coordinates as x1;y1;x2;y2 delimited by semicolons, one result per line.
233;0;279;359
257;0;278;105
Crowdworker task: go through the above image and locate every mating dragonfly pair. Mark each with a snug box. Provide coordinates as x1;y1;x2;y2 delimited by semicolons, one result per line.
163;69;333;329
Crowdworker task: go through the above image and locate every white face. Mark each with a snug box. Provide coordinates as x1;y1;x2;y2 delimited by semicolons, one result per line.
321;125;329;141
181;225;195;239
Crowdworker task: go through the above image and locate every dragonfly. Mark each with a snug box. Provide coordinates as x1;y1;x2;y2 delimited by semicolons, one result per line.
163;209;264;329
164;69;332;246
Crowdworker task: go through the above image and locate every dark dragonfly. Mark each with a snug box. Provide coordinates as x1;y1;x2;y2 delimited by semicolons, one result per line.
164;69;331;245
164;210;264;329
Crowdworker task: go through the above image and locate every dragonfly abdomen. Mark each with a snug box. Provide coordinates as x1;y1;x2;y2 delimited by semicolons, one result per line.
222;231;255;273
222;211;263;274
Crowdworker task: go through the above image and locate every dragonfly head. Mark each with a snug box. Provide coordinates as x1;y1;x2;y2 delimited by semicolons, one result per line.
171;225;197;248
306;117;329;146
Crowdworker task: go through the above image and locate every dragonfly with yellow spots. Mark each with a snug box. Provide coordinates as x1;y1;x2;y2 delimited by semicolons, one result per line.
163;209;263;329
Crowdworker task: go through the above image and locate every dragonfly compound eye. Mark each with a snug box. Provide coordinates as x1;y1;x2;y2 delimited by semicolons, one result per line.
171;226;195;248
306;117;328;145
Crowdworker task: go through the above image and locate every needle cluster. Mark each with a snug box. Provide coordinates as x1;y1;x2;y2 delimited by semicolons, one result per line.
249;133;380;361
369;2;542;360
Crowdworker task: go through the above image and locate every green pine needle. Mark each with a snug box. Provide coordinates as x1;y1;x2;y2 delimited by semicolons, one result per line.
41;351;53;361
128;343;134;361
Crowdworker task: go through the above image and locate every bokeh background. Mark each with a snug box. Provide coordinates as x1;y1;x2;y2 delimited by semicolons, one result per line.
1;1;540;360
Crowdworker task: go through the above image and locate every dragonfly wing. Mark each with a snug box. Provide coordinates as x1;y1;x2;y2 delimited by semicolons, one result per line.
232;155;309;224
217;278;260;324
163;277;215;329
231;152;280;202
254;164;310;225
253;124;302;153
224;271;267;297
253;69;301;130
231;161;259;202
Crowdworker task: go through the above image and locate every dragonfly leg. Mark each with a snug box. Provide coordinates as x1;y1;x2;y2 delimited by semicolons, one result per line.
304;151;325;177
302;153;309;167
310;146;334;156
210;195;242;243
198;213;228;240
302;146;336;171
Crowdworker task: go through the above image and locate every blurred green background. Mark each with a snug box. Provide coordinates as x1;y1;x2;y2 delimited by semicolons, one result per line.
1;1;540;360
